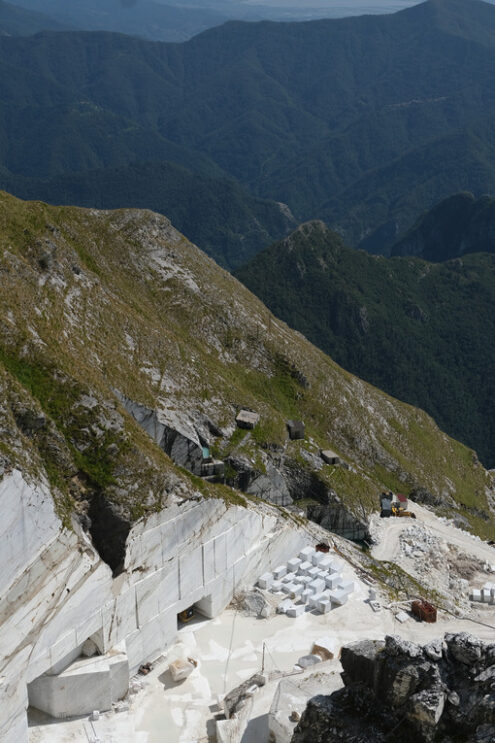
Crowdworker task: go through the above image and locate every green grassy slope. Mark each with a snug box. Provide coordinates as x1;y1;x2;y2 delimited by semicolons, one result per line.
0;161;295;270
0;192;493;542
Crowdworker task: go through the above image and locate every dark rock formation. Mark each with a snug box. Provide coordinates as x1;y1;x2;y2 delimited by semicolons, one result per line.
117;395;203;476
292;633;495;743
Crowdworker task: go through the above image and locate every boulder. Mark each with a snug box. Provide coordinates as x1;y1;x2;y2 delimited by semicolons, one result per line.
407;688;446;741
169;658;197;682
297;654;322;669
241;590;272;618
445;632;483;666
292;633;495;743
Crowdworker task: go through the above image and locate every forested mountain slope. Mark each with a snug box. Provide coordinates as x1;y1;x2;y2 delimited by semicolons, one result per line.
392;192;495;261
2;0;495;261
236;221;495;466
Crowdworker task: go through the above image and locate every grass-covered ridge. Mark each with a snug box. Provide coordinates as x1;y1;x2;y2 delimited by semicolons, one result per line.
0;191;493;539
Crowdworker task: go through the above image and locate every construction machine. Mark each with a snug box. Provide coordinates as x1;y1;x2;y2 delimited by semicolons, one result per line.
391;504;416;519
178;607;195;623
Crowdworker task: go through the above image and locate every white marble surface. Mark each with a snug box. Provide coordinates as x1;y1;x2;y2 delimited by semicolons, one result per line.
0;470;308;743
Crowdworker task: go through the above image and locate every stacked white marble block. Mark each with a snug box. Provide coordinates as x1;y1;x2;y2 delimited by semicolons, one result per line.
471;582;495;604
257;545;355;616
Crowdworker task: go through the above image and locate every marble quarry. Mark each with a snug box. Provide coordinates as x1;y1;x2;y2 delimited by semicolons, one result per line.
257;546;355;614
0;469;309;743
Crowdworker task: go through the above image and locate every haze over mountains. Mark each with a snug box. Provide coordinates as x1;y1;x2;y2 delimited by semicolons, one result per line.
3;0;425;43
2;0;495;265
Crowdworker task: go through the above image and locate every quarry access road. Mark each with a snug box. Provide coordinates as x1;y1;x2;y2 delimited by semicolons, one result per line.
371;503;495;567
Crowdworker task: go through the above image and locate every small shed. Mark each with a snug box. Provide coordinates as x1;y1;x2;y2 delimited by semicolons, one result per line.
287;420;305;440
236;409;260;430
321;449;342;466
395;493;408;510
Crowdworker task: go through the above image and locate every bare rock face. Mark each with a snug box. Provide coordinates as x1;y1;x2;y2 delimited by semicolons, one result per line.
292;633;495;743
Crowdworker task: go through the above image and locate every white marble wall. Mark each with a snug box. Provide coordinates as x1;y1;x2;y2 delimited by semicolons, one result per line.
0;471;307;742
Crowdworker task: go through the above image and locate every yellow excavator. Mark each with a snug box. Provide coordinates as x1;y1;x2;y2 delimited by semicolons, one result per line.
391;504;416;519
178;607;195;623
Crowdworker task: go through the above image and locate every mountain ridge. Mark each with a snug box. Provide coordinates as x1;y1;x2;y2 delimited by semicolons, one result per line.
0;0;66;35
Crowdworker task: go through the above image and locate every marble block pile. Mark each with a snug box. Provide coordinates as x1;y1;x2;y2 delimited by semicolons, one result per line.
471;582;495;604
257;546;355;616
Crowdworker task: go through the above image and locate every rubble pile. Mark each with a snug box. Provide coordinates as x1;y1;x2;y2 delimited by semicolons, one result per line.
292;632;495;743
398;524;484;613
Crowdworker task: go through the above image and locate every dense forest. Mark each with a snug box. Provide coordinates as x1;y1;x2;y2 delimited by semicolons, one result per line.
1;0;495;261
236;220;495;466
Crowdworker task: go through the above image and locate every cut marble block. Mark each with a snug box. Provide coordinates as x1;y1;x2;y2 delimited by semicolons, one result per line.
298;561;312;575
301;576;312;585
282;572;296;584
301;589;313;604
312;637;337;660
316;569;328;580
270;580;283;593
471;589;481;602
325;574;342;590
307;566;320;579
282;582;297;595
311;552;325;567
277;599;294;614
318;555;334;570
299;546;315;561
331;560;344;573
287;557;302;572
273;565;287;580
309;578;325;594
257;573;273;589
482;589;492;603
338;580;355;596
290;585;304;600
317;599;332;614
308;592;327;609
329;589;348;606
287;604;305;618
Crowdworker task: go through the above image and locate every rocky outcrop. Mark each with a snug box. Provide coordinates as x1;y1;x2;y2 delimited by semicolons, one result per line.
117;395;204;476
292;633;495;743
307;502;369;542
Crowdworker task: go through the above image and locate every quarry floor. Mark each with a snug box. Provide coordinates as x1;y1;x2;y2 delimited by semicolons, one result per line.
28;505;495;743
